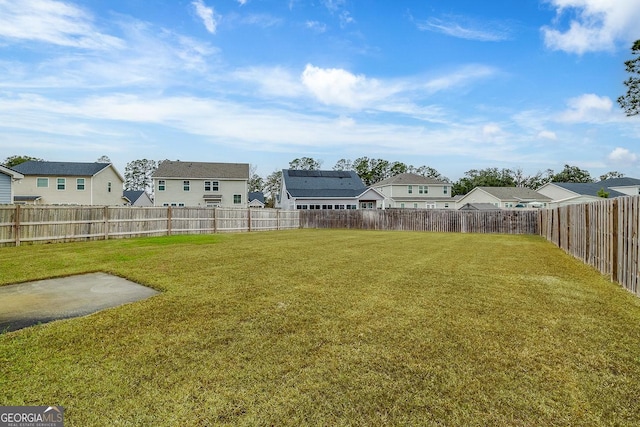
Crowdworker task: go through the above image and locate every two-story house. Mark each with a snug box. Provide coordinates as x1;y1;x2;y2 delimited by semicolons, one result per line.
12;161;125;205
0;165;24;204
372;173;453;209
454;187;551;209
279;169;384;210
152;161;249;208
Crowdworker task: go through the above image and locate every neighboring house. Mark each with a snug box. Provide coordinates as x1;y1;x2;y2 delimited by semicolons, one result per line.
458;203;502;211
248;192;265;208
536;182;626;207
123;190;154;207
152;161;249;208
454;187;551;209
279;169;384;210
371;173;454;209
12;161;126;205
597;177;640;196
0;165;24;204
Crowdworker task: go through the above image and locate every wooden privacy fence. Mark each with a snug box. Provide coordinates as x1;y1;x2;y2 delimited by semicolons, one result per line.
300;209;539;234
540;196;640;296
0;206;300;247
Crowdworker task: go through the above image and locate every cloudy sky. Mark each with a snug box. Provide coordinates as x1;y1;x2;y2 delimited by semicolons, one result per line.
1;0;640;180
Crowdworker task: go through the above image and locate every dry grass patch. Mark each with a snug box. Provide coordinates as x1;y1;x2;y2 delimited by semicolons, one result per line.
1;230;640;426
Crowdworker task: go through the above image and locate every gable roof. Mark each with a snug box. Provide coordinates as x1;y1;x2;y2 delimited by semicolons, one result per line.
597;177;640;187
12;161;113;177
549;182;626;198
373;173;448;186
248;192;265;203
0;165;23;179
458;203;501;211
282;169;367;198
123;190;145;202
153;161;249;179
475;187;551;201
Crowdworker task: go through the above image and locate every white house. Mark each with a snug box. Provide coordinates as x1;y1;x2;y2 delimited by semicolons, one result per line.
454;187;551;209
536;182;624;207
0;165;24;204
123;190;154;207
371;173;453;209
12;161;126;205
152;161;249;208
278;169;384;210
597;178;640;196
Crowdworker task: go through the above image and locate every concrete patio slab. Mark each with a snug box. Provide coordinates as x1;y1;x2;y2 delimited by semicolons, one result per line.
0;272;159;333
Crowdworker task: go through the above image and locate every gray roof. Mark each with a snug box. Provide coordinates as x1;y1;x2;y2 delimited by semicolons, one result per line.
373;173;448;186
282;169;367;198
12;161;111;177
551;182;626;198
153;161;249;179
597;177;640;187
459;203;501;211
123;190;146;202
477;187;551;201
248;192;265;203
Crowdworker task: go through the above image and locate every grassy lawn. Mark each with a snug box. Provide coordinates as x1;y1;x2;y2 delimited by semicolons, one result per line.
2;229;640;426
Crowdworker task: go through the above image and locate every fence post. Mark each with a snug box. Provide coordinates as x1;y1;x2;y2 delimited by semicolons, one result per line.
612;199;619;283
167;206;172;236
584;204;590;263
213;207;218;233
248;208;252;232
104;206;109;240
14;205;21;247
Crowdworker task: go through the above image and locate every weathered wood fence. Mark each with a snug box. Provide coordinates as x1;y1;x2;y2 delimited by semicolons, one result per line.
300;209;539;234
0;206;300;247
540;196;640;296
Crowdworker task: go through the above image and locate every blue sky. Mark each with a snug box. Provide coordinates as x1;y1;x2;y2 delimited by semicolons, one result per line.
1;0;640;181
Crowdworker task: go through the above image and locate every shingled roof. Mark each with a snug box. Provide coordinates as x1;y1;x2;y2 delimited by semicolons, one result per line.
550;182;626;198
477;187;551;201
373;173;448;186
12;161;112;177
282;169;367;198
153;161;249;179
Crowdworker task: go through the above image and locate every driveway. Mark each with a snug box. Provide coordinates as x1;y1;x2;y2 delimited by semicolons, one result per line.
0;272;159;333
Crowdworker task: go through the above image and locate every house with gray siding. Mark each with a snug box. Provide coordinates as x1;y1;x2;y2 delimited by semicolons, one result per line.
12;161;125;205
0;165;24;204
371;173;453;209
279;169;384;210
152;161;249;208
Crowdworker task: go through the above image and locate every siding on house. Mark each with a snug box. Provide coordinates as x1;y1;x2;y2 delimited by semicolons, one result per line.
0;174;11;204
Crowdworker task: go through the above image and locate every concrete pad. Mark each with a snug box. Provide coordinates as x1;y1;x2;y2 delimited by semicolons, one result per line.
0;272;159;333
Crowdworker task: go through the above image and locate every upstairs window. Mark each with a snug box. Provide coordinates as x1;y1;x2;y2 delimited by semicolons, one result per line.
158;180;166;191
57;178;66;190
204;181;219;192
408;185;413;194
183;180;190;191
444;186;448;194
37;178;48;188
76;178;85;191
107;182;112;193
419;185;428;194
234;194;242;204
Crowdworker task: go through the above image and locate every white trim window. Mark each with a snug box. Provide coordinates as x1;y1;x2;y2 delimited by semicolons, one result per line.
37;177;48;188
57;178;66;190
76;178;85;191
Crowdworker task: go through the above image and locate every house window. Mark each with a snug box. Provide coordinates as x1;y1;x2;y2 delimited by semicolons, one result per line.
158;180;166;191
400;203;405;208
57;178;66;190
419;186;428;194
183;180;190;191
414;203;418;208
346;205;356;209
233;194;242;204
37;178;48;188
107;182;112;193
204;181;219;191
444;203;449;208
408;185;413;194
76;178;85;191
444;186;448;194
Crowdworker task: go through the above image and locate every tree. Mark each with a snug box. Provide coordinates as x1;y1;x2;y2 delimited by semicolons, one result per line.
353;157;392;186
248;165;264;192
289;157;322;170
599;171;625;181
97;155;111;163
333;158;353;171
618;39;640;116
549;164;593;183
452;168;516;196
125;159;157;194
413;165;450;182
264;170;282;208
2;155;43;168
597;188;610;198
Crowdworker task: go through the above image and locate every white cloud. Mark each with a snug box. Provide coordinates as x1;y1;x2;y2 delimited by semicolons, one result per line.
0;0;123;49
237;0;248;5
192;0;219;34
423;64;497;93
542;0;640;53
538;130;558;140
558;93;613;123
608;147;638;165
416;16;511;42
305;21;327;33
301;64;392;109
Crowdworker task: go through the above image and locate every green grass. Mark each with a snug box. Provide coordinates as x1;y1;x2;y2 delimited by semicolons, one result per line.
2;230;640;426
